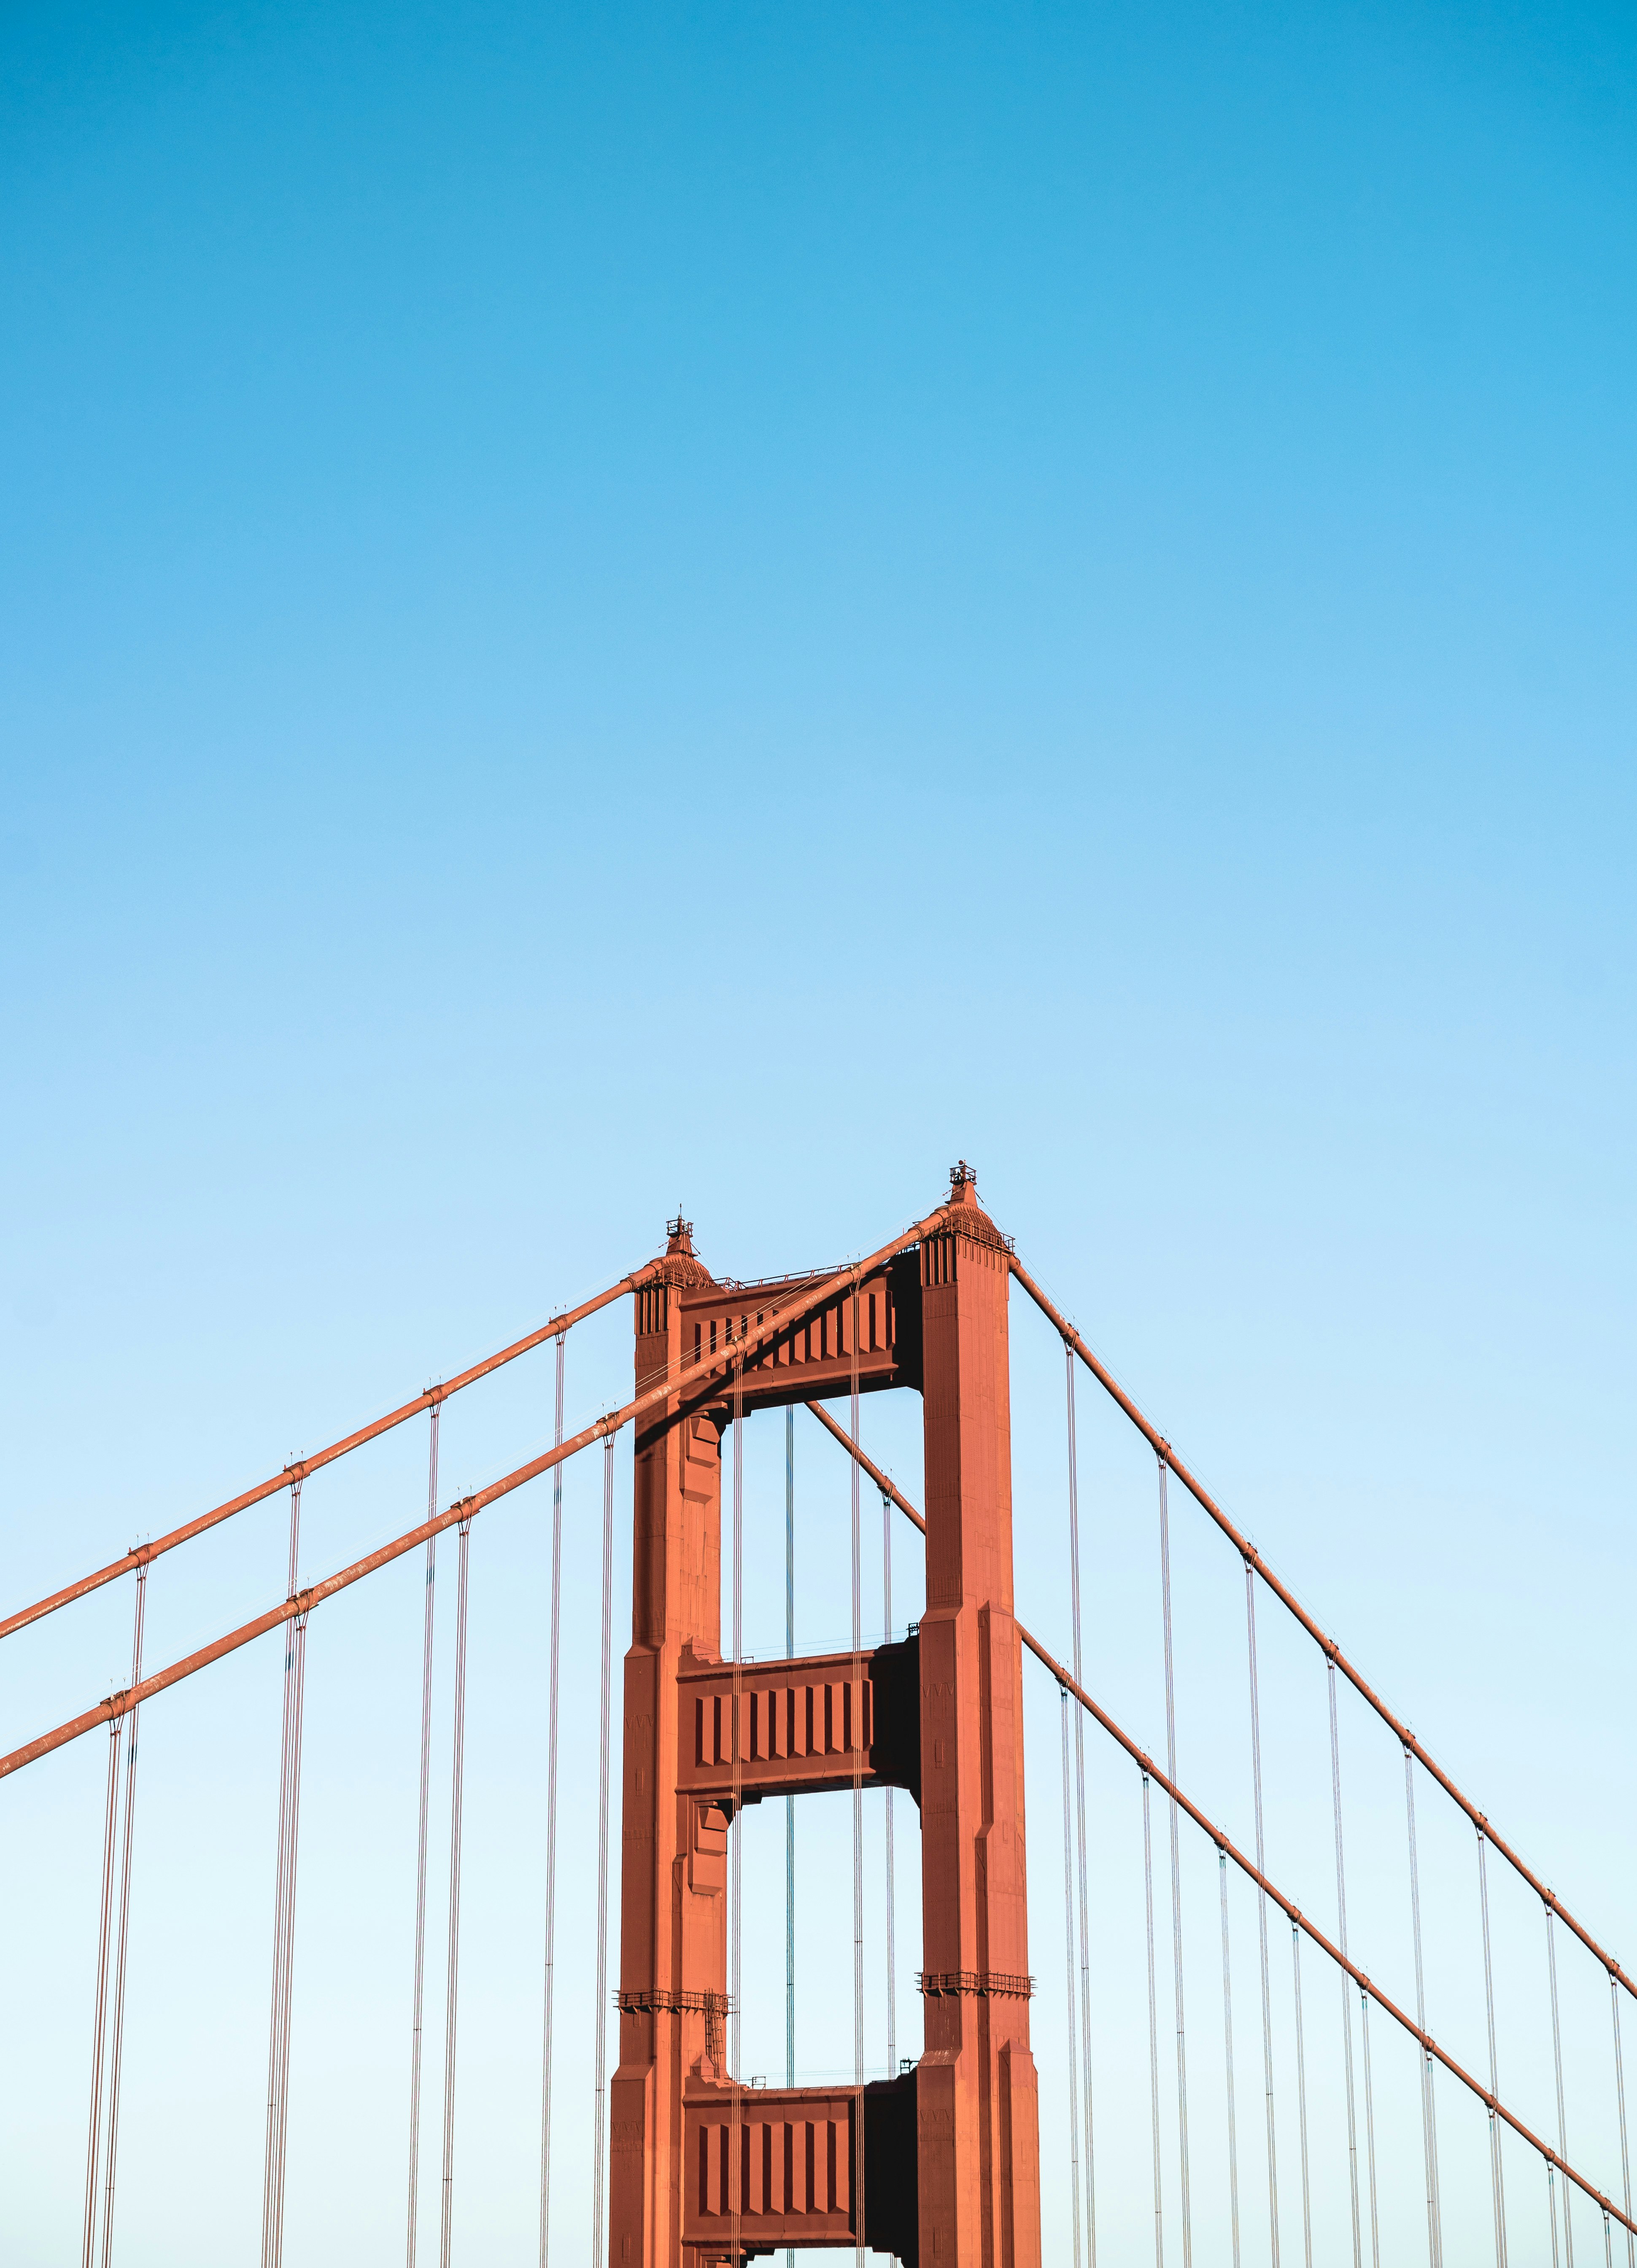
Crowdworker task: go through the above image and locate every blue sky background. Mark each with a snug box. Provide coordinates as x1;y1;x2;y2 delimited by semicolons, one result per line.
2;3;1634;2261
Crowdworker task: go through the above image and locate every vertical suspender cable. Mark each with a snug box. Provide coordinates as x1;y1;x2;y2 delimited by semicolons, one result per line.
1221;1853;1242;2268
82;1584;133;2268
1612;1978;1634;2268
98;1560;147;2268
1066;1345;1098;2265
786;1402;797;2268
78;1565;148;2268
1549;1903;1576;2268
262;1478;307;2268
1157;1457;1193;2268
730;1364;744;2265
407;1404;440;2268
539;1337;565;2268
437;1513;472;2268
1061;1685;1085;2268
1290;1925;1313;2268
1327;1659;1363;2268
883;1484;897;2074
1359;1988;1381;2268
1477;1828;1509;2268
591;1437;615;2268
272;1598;309;2268
1143;1772;1166;2268
1245;1565;1281;2268
850;1281;866;2268
1404;1747;1443;2268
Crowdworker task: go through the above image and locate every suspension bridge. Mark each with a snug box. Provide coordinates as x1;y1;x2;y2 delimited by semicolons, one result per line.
4;1164;1632;2266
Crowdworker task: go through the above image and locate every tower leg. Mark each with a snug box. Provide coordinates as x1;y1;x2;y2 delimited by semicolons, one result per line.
917;1183;1041;2266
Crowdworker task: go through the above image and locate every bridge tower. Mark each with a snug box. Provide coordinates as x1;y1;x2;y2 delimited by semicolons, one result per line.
608;1169;1040;2267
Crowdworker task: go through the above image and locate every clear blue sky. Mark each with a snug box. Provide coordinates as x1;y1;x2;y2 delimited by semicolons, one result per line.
2;4;1633;2263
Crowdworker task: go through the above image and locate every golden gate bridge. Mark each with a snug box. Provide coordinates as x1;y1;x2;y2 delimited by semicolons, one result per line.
4;1165;1631;2265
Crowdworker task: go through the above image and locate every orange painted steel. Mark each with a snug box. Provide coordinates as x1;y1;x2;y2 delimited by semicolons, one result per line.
0;1209;949;1783
811;1384;1637;2246
611;1175;1040;2267
0;1271;653;1646
1008;1250;1637;2010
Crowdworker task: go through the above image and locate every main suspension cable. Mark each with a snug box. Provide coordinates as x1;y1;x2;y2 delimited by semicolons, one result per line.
1404;1747;1443;2268
1327;1658;1363;2268
7;1205;955;1790
591;1437;615;2268
407;1405;440;2268
1009;1255;1637;2020
1066;1344;1098;2265
1157;1457;1193;2268
1246;1566;1281;2267
6;1271;651;1646
812;1402;1637;2244
1062;1686;1085;2268
1144;1772;1166;2268
437;1514;472;2268
1477;1826;1509;2268
539;1336;565;2268
97;1560;147;2268
1220;1853;1242;2268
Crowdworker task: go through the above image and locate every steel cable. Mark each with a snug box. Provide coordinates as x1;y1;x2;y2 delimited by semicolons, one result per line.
81;1695;123;2268
407;1406;440;2268
1405;1746;1443;2268
437;1515;472;2268
591;1438;615;2268
1477;1828;1509;2268
1066;1346;1098;2265
1291;1926;1313;2268
1550;1904;1576;2268
1157;1458;1194;2268
1359;1993;1381;2268
97;1562;147;2268
539;1336;565;2267
1144;1772;1166;2268
1221;1853;1242;2268
1612;1979;1634;2268
1245;1566;1281;2267
1062;1687;1085;2268
1327;1659;1363;2268
262;1479;306;2268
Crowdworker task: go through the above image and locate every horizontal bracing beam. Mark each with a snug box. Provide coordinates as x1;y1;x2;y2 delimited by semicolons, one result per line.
678;1637;920;1806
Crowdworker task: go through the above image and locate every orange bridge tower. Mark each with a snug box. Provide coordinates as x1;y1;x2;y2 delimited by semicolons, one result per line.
608;1168;1041;2267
